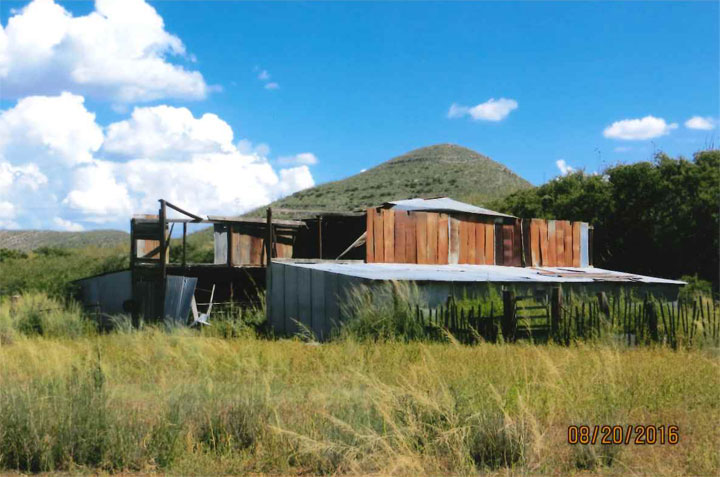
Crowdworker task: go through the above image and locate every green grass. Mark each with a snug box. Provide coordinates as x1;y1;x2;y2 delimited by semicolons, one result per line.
0;294;718;476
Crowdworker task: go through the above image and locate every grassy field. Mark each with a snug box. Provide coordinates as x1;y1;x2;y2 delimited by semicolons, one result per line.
0;295;718;476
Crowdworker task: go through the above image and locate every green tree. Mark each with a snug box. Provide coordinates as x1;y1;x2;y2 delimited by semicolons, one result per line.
496;150;720;290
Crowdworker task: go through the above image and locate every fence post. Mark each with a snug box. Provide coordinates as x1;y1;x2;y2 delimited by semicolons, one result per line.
502;290;516;342
647;298;659;343
551;287;562;339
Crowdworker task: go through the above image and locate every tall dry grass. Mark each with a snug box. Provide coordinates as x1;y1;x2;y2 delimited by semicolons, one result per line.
0;292;718;475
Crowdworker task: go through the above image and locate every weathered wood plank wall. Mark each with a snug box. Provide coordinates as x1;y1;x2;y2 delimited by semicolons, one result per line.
367;208;590;267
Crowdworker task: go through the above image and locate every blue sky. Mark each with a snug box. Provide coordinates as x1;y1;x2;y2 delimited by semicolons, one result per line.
0;1;717;230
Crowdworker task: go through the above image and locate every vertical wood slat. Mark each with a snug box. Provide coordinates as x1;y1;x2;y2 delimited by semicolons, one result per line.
485;222;494;264
459;218;469;264
373;208;384;263
426;212;438;264
572;221;581;267
530;219;541;267
416;212;428;264
394;210;407;263
449;217;460;264
250;236;264;264
494;223;504;266
555;221;565;266
437;213;449;264
502;224;513;265
539;220;549;266
406;213;417;264
467;218;477;264
512;220;522;266
547;220;557;267
521;219;532;267
366;209;375;263
475;222;486;264
382;209;395;263
563;220;573;266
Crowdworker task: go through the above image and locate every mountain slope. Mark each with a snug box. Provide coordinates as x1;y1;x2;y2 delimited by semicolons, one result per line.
0;230;129;251
260;144;531;216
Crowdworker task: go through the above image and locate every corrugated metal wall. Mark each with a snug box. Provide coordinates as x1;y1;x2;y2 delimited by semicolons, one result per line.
268;261;363;340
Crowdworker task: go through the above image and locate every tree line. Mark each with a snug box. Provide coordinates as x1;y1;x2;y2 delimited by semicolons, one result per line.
492;150;719;292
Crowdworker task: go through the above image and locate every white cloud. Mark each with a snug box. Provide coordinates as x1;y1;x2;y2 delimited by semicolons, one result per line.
53;217;84;231
277;152;318;166
555;159;574;176
448;98;518;122
264;82;279;90
104;105;235;159
0;96;315;229
257;69;270;81
237;139;270;156
684;116;716;131
0;0;208;103
0;92;103;166
603;115;678;140
0;201;19;229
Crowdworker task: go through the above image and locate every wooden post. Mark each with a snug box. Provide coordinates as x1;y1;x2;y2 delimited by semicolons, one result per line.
182;222;187;268
502;290;516;342
551;287;562;339
597;292;610;316
647;298;659;342
266;208;273;266
318;215;323;259
159;199;167;323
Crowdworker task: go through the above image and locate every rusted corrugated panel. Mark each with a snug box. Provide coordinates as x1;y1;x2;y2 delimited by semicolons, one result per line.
373;208;384;262
512;220;522;267
572;221;581;267
563;221;573;266
546;220;557;267
530;219;540;266
394;210;407;263
458;218;469;264
382;208;395;263
485;222;494;265
366;209;375;263
426;212;438;264
555;221;565;266
475;222;485;265
416;212;428;264
448;217;460;264
538;220;549;266
437;213;449;264
405;212;417;263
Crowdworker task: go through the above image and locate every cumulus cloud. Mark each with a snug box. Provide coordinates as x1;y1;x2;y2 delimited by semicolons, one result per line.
53;217;84;231
277;152;318;166
684;116;716;131
603;115;678;140
0;95;315;229
555;159;574;176
0;0;208;103
448;98;518;122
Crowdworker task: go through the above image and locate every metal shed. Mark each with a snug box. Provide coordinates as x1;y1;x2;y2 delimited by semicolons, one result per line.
267;259;685;340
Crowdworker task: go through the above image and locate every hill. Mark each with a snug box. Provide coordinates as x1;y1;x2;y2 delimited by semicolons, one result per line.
259;144;531;216
0;230;128;251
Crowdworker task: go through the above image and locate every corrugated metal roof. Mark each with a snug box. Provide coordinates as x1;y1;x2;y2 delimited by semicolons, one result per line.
276;260;685;285
385;197;515;218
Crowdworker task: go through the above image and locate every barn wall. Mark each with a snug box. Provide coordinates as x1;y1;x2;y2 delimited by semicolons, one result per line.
366;208;519;265
366;208;591;268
